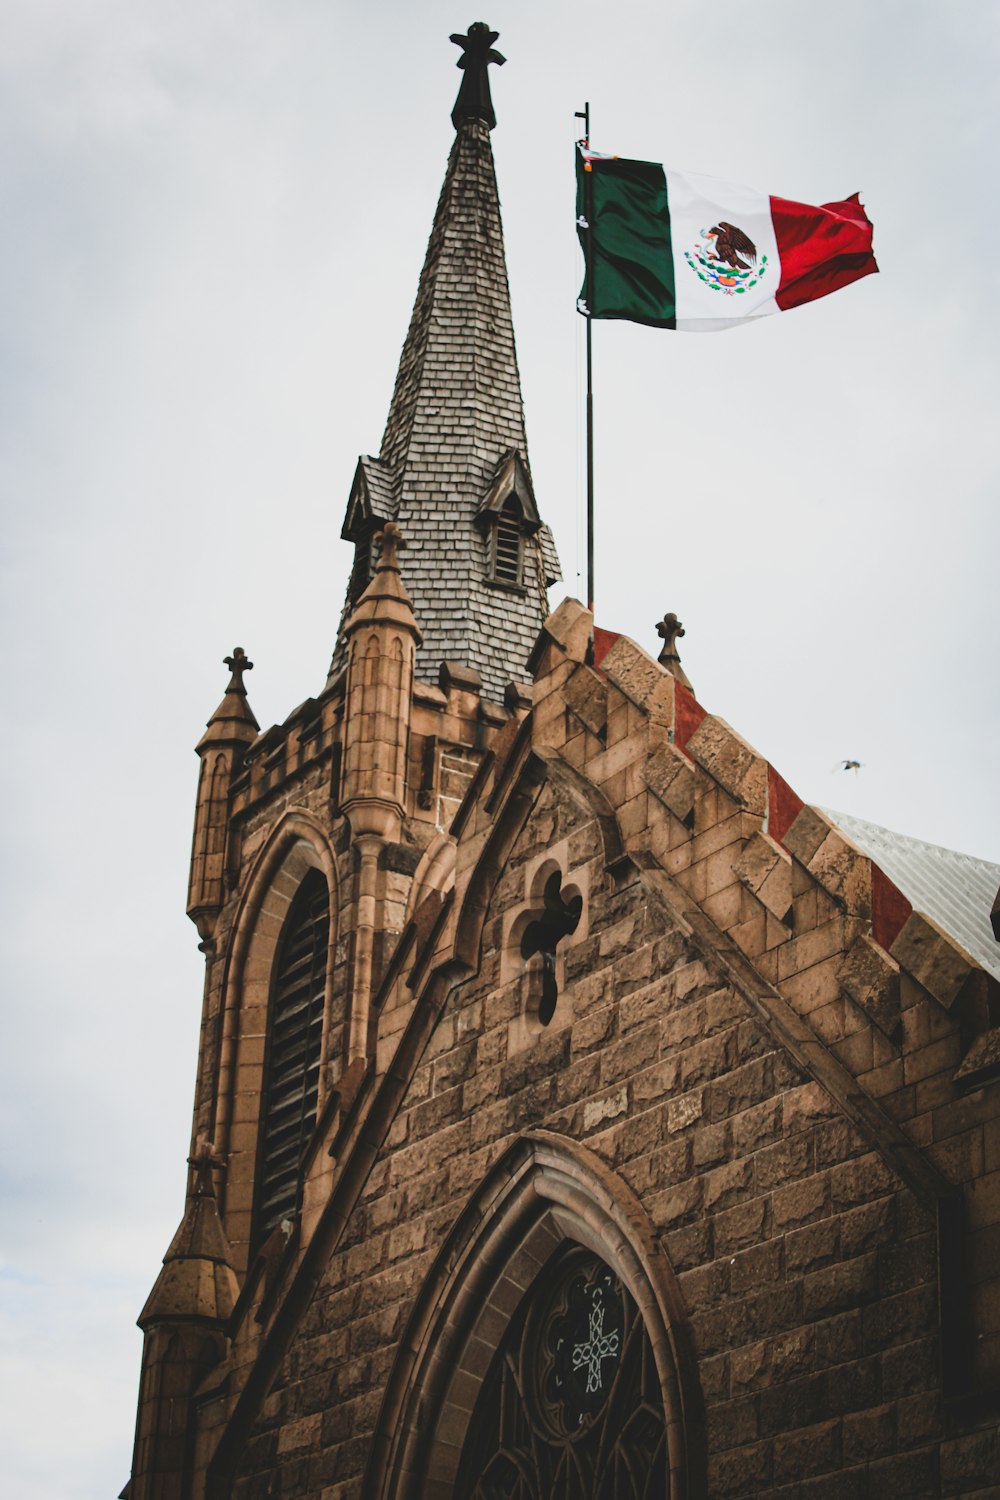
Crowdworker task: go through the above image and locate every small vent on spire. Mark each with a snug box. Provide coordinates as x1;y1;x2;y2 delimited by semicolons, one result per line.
490;498;524;587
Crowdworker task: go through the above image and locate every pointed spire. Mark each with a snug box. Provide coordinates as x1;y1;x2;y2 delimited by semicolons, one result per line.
377;94;526;516
340;523;420;842
196;646;259;752
138;1140;239;1330
189;652;260;941
333;26;561;704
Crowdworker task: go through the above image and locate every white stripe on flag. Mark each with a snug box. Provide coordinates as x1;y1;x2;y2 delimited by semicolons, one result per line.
666;169;781;331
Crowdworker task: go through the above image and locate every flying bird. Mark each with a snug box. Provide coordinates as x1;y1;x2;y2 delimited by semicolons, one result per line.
831;759;865;774
706;222;757;271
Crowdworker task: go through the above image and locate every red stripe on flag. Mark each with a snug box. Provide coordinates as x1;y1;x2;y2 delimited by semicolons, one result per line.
770;192;878;312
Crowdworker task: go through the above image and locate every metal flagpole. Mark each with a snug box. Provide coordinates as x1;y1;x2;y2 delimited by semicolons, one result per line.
575;104;595;618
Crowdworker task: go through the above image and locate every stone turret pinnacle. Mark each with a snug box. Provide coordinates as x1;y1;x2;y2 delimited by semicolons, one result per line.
187;649;260;942
129;1143;239;1498
335;24;561;704
340;522;421;842
138;1142;239;1331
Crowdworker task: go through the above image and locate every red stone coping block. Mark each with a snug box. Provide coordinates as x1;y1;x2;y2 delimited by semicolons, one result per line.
768;765;805;849
872;863;912;951
674;681;707;753
592;623;916;969
592;627;620;669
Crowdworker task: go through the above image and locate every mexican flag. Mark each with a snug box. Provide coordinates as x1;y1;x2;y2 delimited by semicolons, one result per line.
576;148;878;331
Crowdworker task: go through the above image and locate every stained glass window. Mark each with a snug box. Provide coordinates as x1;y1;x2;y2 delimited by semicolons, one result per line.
455;1248;667;1499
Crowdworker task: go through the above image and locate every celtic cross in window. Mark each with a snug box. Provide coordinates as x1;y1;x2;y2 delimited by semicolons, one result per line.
572;1283;621;1394
455;1248;667;1499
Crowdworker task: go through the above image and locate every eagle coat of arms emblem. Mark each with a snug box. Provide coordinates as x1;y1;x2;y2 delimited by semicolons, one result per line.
684;220;769;295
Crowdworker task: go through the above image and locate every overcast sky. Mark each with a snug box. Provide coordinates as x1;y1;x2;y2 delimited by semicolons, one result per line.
2;3;998;1496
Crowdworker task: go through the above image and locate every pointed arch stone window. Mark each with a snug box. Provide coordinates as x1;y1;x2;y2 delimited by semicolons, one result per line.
455;1245;667;1499
478;448;541;591
366;1133;705;1500
254;868;329;1241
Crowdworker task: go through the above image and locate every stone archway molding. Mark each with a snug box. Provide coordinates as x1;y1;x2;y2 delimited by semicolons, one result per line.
365;1128;706;1500
212;808;341;1220
405;830;457;922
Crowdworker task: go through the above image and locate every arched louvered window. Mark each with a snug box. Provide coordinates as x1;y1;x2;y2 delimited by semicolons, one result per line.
490;497;524;586
254;869;329;1241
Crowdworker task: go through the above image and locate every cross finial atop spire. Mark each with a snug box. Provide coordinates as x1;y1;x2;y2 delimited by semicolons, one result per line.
223;646;253;696
450;22;505;131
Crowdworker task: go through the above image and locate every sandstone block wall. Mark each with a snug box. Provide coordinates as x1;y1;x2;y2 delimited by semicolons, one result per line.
153;605;999;1500
228;751;998;1496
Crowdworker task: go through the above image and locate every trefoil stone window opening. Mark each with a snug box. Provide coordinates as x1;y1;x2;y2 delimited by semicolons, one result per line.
520;870;583;1025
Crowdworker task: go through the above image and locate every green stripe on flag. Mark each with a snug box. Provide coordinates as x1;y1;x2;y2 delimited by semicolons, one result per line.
577;151;675;328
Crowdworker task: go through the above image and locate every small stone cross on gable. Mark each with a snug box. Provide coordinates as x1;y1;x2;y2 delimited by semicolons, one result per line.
655;613;684;660
655;613;693;692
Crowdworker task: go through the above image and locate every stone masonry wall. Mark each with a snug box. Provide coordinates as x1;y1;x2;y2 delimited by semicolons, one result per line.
229;774;995;1499
172;604;999;1500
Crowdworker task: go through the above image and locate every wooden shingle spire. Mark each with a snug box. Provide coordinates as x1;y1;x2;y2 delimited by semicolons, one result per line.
333;25;560;704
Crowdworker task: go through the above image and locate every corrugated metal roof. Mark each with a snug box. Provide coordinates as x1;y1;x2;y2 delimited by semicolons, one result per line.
825;809;1000;983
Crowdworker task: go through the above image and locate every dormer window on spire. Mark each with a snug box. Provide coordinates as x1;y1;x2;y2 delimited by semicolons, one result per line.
340;456;394;612
478;447;541;593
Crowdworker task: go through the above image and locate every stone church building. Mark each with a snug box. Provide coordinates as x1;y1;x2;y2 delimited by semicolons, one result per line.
126;25;1000;1500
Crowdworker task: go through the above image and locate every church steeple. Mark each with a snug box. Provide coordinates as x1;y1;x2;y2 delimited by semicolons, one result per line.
335;24;560;704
